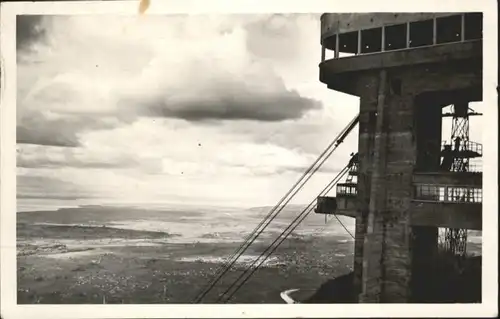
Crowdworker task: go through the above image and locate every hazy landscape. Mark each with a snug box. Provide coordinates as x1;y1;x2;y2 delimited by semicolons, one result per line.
17;203;358;304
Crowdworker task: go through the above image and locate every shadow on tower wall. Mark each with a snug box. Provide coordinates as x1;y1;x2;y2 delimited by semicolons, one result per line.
303;251;481;303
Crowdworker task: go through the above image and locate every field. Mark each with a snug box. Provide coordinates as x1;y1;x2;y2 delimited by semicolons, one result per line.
16;205;482;304
17;205;355;304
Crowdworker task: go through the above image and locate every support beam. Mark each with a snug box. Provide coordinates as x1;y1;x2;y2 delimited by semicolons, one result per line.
361;69;389;303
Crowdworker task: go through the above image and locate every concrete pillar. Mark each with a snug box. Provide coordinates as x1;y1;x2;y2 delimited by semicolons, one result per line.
360;70;389;302
353;78;379;301
360;71;415;303
353;217;366;300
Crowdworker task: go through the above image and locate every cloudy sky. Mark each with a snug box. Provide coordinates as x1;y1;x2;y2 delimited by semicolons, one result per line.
15;13;484;210
16;14;361;210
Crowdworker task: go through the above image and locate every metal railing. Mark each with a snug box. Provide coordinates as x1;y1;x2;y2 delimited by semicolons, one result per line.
467;161;483;173
414;184;482;203
336;183;358;197
348;162;359;175
441;140;483;157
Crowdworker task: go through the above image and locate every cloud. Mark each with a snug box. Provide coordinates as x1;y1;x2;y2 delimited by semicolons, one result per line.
16;15;323;149
244;14;320;62
113;14;321;122
15;14;363;207
16;15;47;52
15;115;356;207
16;110;118;147
17;174;95;200
123;84;321;122
16;144;141;169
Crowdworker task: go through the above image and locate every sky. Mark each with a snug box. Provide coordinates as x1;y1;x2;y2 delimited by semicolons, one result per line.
16;14;361;210
15;14;483;211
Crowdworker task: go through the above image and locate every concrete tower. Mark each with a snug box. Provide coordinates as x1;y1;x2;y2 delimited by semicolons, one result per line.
315;13;483;303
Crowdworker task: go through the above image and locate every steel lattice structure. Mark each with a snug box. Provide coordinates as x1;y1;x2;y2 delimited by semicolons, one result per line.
442;103;472;256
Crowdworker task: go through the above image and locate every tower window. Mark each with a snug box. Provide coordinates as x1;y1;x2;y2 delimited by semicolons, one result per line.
436;15;462;44
361;27;382;53
464;12;482;40
339;31;359;54
409;19;433;47
321;34;336;52
384;23;407;51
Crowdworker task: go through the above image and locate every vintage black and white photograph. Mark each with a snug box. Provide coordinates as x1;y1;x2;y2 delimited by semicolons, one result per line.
1;0;498;317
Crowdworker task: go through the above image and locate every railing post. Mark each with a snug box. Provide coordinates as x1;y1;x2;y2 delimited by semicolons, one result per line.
357;30;362;54
406;22;410;48
381;26;385;52
335;33;340;58
461;13;465;42
432;18;437;45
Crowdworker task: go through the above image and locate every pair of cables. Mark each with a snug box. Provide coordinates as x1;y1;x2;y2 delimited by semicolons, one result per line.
192;114;359;304
216;165;354;303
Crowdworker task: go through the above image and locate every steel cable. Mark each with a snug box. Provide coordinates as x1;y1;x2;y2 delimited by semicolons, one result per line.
192;114;359;303
217;165;354;303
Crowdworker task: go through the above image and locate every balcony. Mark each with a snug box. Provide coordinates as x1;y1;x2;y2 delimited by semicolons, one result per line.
315;196;356;218
319;13;482;95
410;201;481;230
321;13;482;61
413;172;482;187
411;184;482;230
320;41;481;96
441;140;482;159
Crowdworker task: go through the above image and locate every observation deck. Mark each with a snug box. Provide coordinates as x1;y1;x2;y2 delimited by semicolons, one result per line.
319;13;483;96
316;158;482;230
411;183;482;230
